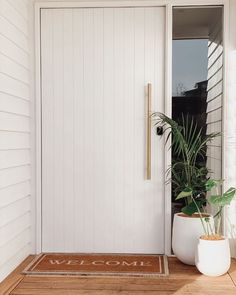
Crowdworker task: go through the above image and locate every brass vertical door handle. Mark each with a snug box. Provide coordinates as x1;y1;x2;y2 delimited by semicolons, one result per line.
146;83;152;180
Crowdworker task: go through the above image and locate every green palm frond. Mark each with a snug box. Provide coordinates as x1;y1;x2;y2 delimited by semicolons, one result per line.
152;112;221;204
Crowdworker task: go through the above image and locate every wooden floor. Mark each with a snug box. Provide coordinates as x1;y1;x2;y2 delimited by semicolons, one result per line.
1;256;236;295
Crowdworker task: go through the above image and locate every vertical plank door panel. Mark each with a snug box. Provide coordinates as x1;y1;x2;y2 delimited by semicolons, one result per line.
41;7;165;254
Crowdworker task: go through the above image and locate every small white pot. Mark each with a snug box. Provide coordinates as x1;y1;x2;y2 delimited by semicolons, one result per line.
195;237;231;276
172;213;213;265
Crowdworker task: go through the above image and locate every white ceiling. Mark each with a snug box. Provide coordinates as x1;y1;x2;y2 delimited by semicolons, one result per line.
173;7;223;40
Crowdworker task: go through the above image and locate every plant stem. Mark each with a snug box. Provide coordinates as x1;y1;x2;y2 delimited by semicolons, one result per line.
216;207;222;235
209;220;215;235
192;196;207;235
206;221;210;236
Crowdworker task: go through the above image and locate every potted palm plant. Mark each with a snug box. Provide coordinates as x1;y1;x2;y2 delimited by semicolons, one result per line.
153;113;220;265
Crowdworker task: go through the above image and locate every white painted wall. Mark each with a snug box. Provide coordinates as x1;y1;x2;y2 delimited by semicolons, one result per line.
0;0;33;282
225;0;236;258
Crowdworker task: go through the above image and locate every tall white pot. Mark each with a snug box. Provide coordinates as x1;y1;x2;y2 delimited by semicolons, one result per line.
172;213;212;265
195;238;231;276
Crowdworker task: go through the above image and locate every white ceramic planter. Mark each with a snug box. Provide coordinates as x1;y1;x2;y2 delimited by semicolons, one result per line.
195;237;231;276
172;213;213;265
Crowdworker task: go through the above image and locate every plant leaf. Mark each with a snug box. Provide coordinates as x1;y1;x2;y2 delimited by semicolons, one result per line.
209;187;236;206
181;199;205;215
205;179;223;191
176;188;192;200
152;112;221;207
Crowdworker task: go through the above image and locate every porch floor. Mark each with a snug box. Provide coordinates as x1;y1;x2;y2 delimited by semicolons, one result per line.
1;256;236;295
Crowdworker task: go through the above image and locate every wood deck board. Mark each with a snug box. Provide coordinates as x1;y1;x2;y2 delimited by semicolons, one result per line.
229;258;236;287
0;256;35;295
0;256;235;295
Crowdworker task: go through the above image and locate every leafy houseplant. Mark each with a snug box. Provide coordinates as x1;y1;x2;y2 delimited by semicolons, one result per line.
153;113;220;215
190;180;236;276
152;112;221;265
178;178;236;276
178;179;236;239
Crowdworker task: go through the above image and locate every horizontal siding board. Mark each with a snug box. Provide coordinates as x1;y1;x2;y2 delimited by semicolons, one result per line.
0;74;30;100
207;58;223;79
0;212;30;247
0;165;30;189
0;92;30;116
207;53;223;72
207;146;222;157
207;65;223;81
0;149;30;169
207;149;221;158
0;131;30;150
0;244;30;282
0;53;29;84
206;97;222;113
208;44;223;67
206;135;222;147
207;112;222;127
0;35;29;68
0;228;31;266
207;158;222;178
208;39;218;56
208;40;222;58
1;0;28;36
207;110;222;126
0;14;28;51
207;79;223;94
208;52;223;69
206;120;222;129
0;0;31;282
206;121;222;137
207;145;222;161
207;68;223;89
0;196;30;228
0;180;30;208
207;81;222;100
0;111;30;132
7;0;28;21
0;16;28;52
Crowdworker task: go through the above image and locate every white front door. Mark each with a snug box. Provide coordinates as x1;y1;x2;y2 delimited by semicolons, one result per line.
41;7;165;254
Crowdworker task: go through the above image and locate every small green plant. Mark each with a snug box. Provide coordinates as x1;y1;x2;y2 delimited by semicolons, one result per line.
153;112;221;215
177;179;236;239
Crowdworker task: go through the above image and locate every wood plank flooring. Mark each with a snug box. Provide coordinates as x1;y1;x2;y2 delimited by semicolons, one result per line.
1;256;236;295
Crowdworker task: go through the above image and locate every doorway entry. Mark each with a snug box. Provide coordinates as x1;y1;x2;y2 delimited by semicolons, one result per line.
40;7;166;253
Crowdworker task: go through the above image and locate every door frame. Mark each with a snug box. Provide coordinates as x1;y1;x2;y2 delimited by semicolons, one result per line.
34;0;229;255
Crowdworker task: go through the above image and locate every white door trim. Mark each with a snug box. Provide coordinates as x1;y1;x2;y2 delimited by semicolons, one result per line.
34;0;229;255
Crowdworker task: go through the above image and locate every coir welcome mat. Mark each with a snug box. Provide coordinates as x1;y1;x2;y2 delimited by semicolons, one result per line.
23;253;169;277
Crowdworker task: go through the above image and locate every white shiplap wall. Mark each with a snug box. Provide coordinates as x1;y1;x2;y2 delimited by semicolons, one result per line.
0;0;32;282
225;0;236;258
206;20;223;180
